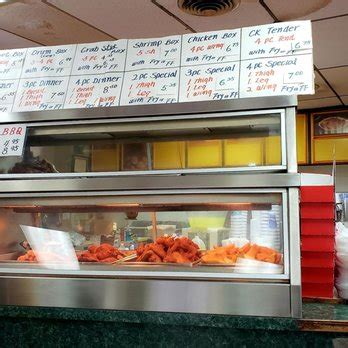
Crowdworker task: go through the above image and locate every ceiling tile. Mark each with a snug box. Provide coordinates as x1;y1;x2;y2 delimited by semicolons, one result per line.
0;29;40;49
0;1;112;46
157;0;273;32
298;96;341;109
265;0;348;21
298;71;335;101
341;96;348;105
321;67;348;95
312;17;348;68
300;0;348;20
48;0;188;38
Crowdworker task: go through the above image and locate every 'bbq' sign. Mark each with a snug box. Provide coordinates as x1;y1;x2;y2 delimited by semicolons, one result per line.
0;124;26;157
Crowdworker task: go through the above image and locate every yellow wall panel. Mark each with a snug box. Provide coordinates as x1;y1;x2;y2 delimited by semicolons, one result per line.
265;136;281;165
313;138;348;163
225;138;264;167
296;114;308;164
91;144;119;171
153;141;185;169
187;140;222;168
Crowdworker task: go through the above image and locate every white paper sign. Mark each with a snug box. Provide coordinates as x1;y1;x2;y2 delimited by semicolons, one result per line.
239;54;314;98
21;45;76;78
71;40;127;75
179;62;239;102
0;105;12;113
181;29;240;66
126;35;181;70
241;21;312;60
13;77;69;112
64;73;123;109
0;124;26;157
0;79;19;109
0;49;26;79
120;68;179;105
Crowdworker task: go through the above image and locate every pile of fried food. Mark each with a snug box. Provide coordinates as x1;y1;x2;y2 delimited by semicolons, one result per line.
77;244;126;263
201;243;282;265
17;250;69;263
17;244;127;264
17;250;38;262
136;235;201;264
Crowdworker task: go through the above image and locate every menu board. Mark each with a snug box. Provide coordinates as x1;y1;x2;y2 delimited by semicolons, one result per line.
126;35;181;70
121;68;179;105
71;40;127;75
21;45;76;78
240;55;314;98
180;62;239;102
0;48;26;79
65;73;123;108
181;29;240;66
0;20;314;113
13;77;69;112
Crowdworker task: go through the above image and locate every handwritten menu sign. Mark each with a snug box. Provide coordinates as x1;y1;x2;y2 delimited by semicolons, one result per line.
241;21;312;60
181;29;240;66
0;79;19;111
180;62;239;102
240;55;313;98
126;35;181;70
0;20;314;113
0;49;26;79
121;68;179;105
64;73;123;109
21;45;76;78
0;124;26;157
71;40;127;75
13;77;69;112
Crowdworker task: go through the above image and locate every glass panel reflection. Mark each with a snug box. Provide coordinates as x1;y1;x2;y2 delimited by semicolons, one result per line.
0;194;284;275
0;114;282;174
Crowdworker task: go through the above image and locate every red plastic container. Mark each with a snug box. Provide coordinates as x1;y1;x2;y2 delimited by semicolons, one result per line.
300;186;335;203
300;203;335;219
301;251;335;268
301;267;334;283
302;282;334;298
301;219;335;236
301;235;335;252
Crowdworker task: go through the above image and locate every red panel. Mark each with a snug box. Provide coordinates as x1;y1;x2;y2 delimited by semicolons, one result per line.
301;235;335;252
301;252;335;268
301;267;334;283
302;282;334;298
301;219;335;236
300;203;335;219
300;186;335;203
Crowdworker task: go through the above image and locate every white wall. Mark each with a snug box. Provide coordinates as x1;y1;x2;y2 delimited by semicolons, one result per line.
299;165;348;193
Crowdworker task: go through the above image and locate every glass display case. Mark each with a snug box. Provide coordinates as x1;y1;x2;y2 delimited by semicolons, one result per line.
0;97;301;317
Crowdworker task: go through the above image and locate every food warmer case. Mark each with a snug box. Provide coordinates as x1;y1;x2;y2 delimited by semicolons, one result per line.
0;96;301;318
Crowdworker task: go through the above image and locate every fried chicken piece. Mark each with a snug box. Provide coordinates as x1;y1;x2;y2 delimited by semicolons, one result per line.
156;236;175;249
149;243;166;259
148;252;162;263
201;244;239;264
78;251;99;262
137;250;154;262
164;251;191;264
136;244;146;256
88;245;98;254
